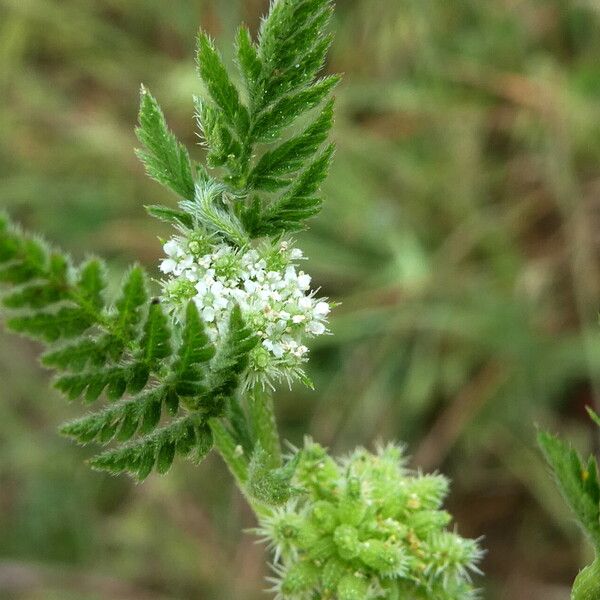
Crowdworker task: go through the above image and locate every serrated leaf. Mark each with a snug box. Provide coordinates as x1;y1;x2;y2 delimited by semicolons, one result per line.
136;85;195;200
8;307;92;342
55;366;132;403
141;301;172;365
77;259;106;310
140;395;162;434
145;205;194;229
157;440;176;474
172;302;214;396
0;238;48;284
2;282;65;309
249;144;333;236
60;387;167;446
251;76;339;142
204;305;258;414
128;362;150;394
196;33;249;136
114;266;148;342
236;25;262;93
89;415;212;479
249;99;333;189
180;181;248;246
538;430;600;547
42;338;101;371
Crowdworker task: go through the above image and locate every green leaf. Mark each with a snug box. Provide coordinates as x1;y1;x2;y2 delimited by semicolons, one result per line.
180;180;248;246
251;76;340;142
196;32;249;136
205;305;258;415
195;98;243;171
0;237;48;284
172;302;215;396
249;99;334;190
538;430;600;547
141;301;172;365
236;26;262;95
89;415;212;480
145;204;194;229
255;0;334;102
0;212;16;256
249;143;334;236
42;338;103;371
7;307;93;342
135;85;195;200
3;282;63;310
77;259;106;310
114;266;148;342
54;365;133;402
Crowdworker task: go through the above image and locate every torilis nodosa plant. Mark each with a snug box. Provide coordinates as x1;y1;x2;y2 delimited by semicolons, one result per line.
2;1;599;599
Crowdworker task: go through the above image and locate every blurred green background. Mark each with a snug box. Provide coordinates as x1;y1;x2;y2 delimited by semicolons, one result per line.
2;0;600;598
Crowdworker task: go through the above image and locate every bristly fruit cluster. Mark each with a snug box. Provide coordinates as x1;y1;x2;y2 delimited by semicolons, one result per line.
257;441;483;600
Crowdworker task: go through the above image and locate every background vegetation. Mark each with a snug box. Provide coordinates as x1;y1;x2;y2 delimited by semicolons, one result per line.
2;0;600;598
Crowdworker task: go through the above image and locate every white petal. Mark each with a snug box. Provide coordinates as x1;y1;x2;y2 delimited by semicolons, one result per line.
307;321;326;335
195;281;208;295
163;239;180;257
315;301;330;316
297;273;311;290
159;258;177;274
271;343;284;358
202;307;216;322
298;297;312;309
211;281;224;295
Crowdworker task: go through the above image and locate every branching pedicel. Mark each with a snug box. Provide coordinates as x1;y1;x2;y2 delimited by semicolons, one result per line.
0;1;483;597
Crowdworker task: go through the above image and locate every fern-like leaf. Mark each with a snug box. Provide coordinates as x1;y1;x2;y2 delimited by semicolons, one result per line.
135;85;196;200
0;215;257;479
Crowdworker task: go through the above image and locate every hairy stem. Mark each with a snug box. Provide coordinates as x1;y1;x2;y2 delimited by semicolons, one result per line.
249;385;282;468
209;417;272;518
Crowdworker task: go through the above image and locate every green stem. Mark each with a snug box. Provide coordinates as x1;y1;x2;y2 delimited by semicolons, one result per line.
209;417;272;518
248;384;282;468
572;556;600;600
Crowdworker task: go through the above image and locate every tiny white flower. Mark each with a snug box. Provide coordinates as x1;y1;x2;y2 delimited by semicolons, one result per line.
195;280;209;295
307;321;326;335
202;306;216;322
163;239;181;257
298;297;312;310
315;301;330;316
271;343;285;358
297;272;311;290
160;258;177;274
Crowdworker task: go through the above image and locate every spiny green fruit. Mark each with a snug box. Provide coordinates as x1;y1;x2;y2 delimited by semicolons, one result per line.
258;440;483;599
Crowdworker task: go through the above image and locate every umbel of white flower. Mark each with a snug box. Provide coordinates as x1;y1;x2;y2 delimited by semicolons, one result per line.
159;230;330;388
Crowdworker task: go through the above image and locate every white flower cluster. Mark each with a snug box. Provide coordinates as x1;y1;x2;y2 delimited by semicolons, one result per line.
159;232;330;387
